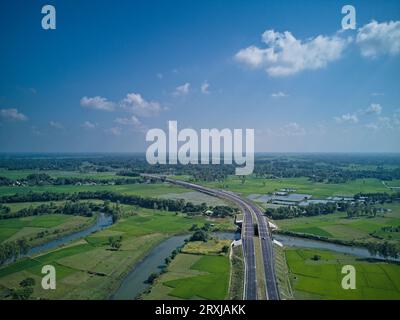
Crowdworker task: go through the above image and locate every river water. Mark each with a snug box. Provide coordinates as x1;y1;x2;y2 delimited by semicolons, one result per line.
111;231;240;300
273;234;400;262
28;213;113;256
20;214;398;300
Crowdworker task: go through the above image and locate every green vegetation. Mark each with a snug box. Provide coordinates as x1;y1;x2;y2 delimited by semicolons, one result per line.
1;153;399;300
165;255;230;299
145;253;230;300
0;205;232;299
273;244;293;299
0;214;92;244
144;234;231;300
182;239;231;255
0;183;188;197
254;238;266;300
201;176;391;198
275;203;400;244
228;246;244;300
285;247;400;299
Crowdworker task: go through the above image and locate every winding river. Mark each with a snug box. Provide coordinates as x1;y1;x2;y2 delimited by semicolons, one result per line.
28;213;113;256
110;231;241;300
274;234;400;262
20;214;398;300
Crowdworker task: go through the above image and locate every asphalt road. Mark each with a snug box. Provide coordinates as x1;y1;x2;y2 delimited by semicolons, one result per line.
140;174;279;300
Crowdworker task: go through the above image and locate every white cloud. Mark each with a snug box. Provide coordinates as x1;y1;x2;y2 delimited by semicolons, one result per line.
371;92;384;97
335;113;359;124
157;73;163;79
271;91;288;98
364;103;382;115
235;29;350;76
365;123;379;131
82;121;96;129
80;96;115;111
356;20;400;58
201;81;210;94
115;115;146;132
121;93;162;117
105;127;122;136
173;83;190;96
0;108;28;121
49;121;63;129
281;122;306;136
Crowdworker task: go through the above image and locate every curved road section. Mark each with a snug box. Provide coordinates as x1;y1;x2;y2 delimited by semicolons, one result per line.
142;174;279;300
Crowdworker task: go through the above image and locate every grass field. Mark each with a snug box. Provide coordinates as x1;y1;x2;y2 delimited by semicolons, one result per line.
0;214;92;243
145;253;230;300
273;244;293;299
0;169;118;180
285;247;400;299
0;182;189;197
228;245;244;300
0;204;234;299
0;233;166;299
160;191;228;206
275;203;400;243
199;176;393;198
182;239;231;255
254;238;266;299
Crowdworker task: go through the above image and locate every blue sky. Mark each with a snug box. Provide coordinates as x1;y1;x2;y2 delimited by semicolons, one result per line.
0;0;399;152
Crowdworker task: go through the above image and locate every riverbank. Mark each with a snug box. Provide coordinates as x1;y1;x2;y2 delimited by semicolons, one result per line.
273;230;400;262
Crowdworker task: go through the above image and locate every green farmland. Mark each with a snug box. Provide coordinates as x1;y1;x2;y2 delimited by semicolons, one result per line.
275;202;400;243
0;205;233;299
285;247;400;299
199;176;393;198
0;214;93;244
0;182;189;197
144;252;230;300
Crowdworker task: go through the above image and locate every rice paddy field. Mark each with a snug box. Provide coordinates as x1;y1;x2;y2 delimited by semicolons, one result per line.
0;213;94;244
195;176;396;198
0;182;189;197
285;247;400;299
144;241;231;300
274;203;400;243
0;205;234;299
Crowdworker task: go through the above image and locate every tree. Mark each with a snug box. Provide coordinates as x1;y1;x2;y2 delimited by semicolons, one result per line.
146;273;158;284
20;277;35;287
11;287;33;300
221;245;229;254
190;230;208;242
108;236;122;250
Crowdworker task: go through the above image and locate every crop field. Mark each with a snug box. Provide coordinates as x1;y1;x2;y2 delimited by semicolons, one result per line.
109;209;234;238
0;169;124;180
0;214;91;243
145;253;230;300
159;191;228;206
0;182;188;197
275;203;400;242
199;176;392;198
0;204;233;299
285;247;400;299
181;239;231;255
0;233;166;299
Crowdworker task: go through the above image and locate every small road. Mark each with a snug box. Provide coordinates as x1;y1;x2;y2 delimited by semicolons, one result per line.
141;174;279;300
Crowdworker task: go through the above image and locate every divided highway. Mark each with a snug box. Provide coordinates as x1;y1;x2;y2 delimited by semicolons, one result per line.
142;174;279;300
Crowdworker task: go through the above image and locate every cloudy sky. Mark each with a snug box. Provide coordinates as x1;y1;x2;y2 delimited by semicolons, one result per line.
0;0;399;152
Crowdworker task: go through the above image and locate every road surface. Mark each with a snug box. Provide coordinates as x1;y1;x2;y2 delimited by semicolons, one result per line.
142;174;279;300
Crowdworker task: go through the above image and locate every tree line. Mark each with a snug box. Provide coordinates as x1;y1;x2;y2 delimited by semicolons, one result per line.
0;238;30;265
265;192;400;220
0;191;236;219
0;173;143;186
